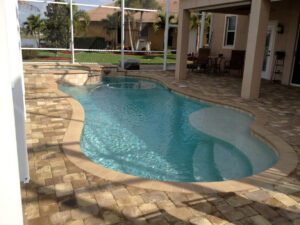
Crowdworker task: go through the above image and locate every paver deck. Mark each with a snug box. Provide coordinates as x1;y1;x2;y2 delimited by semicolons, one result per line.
22;71;300;225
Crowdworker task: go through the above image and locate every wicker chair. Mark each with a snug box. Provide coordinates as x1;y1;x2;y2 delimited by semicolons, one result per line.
190;48;211;72
224;50;245;75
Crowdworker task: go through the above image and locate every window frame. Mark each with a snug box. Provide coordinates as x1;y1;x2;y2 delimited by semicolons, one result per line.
223;15;238;48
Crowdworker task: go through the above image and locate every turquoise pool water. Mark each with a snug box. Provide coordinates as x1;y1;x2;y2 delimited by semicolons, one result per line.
60;77;278;182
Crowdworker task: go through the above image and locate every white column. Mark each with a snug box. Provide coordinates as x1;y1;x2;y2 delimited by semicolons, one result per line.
7;0;30;183
175;7;190;80
241;0;271;99
209;13;213;47
121;0;125;69
0;0;25;224
199;12;206;48
163;0;170;71
70;0;75;63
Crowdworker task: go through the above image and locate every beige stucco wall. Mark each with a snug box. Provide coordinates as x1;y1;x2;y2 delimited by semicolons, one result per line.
210;0;300;84
269;0;300;85
85;22;113;42
210;13;249;60
145;27;165;50
85;22;178;51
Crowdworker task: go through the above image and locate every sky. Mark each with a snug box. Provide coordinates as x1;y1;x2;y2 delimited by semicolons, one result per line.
19;0;114;24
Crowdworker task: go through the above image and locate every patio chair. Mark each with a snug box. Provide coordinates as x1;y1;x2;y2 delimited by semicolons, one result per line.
190;48;210;72
224;50;245;75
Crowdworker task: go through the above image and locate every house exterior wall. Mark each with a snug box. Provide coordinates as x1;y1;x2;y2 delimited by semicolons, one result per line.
269;0;300;85
210;0;300;84
210;13;249;61
145;26;165;50
85;21;113;42
85;22;178;51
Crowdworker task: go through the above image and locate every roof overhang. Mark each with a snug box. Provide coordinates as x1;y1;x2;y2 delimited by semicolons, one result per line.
183;0;283;15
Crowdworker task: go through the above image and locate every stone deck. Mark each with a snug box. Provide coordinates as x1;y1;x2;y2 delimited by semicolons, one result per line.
22;71;300;225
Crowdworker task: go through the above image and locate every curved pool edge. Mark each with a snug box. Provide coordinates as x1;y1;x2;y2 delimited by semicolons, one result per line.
57;76;297;193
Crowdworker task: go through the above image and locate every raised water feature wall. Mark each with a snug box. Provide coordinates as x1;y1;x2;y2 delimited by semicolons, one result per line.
23;63;123;90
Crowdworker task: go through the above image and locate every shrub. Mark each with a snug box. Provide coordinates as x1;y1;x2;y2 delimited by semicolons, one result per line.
74;37;106;49
22;50;38;59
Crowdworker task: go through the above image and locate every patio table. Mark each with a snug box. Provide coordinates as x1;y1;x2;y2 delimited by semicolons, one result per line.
209;55;225;73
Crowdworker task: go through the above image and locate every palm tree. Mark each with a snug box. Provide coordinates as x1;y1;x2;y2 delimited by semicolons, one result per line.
190;13;211;50
71;5;91;36
115;0;137;51
101;12;120;49
153;13;176;32
135;0;161;40
23;14;45;47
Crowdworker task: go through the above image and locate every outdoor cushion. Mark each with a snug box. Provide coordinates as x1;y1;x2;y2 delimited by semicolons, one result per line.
119;59;140;70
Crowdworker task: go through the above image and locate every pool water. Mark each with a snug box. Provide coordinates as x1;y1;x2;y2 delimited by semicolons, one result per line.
60;77;278;182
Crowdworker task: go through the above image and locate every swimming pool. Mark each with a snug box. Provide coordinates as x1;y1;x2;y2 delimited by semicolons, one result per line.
60;77;278;182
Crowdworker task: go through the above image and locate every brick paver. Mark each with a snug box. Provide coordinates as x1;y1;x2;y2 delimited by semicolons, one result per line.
22;71;300;225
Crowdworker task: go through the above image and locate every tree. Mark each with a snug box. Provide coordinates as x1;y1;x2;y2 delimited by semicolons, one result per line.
43;1;70;49
115;0;137;51
153;13;176;32
101;12;120;49
190;13;210;50
72;6;91;36
43;0;90;53
23;14;45;47
134;0;161;40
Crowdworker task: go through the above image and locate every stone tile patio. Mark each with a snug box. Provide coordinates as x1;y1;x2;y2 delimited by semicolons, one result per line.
22;71;300;225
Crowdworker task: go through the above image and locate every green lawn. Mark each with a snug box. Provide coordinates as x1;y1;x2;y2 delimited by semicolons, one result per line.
23;50;177;64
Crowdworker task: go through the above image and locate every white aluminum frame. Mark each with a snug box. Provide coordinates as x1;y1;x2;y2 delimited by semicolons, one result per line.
70;0;75;63
199;12;206;48
19;0;178;68
163;0;170;71
121;0;125;68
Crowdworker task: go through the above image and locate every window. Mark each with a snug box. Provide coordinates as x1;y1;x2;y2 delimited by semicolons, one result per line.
141;26;149;38
224;16;237;47
168;28;174;47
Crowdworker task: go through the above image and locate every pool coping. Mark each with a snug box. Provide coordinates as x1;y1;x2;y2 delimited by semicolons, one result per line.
59;75;298;193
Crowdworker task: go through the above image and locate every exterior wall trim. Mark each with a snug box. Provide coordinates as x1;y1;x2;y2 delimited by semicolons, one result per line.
183;0;250;11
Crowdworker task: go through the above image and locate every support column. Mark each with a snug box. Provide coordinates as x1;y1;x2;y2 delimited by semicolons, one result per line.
199;12;206;48
241;0;271;99
175;7;190;80
163;0;170;71
209;13;213;47
70;0;75;63
121;0;125;69
0;0;24;224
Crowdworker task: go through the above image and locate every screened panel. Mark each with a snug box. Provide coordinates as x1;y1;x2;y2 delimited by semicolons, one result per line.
72;1;120;63
73;5;120;50
19;2;47;48
124;0;162;10
19;0;178;69
19;1;71;49
123;8;166;68
22;50;71;62
74;51;120;64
